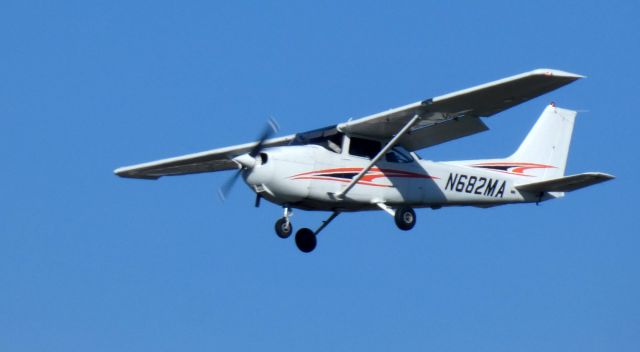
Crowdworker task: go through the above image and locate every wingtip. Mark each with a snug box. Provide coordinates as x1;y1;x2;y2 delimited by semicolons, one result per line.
113;167;159;180
531;68;586;79
585;172;615;181
113;167;134;178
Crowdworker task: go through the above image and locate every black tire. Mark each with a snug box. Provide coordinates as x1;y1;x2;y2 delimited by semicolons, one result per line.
275;217;292;239
394;207;416;231
295;228;317;253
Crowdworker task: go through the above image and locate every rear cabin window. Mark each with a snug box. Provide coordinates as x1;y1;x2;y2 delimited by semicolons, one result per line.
349;137;381;159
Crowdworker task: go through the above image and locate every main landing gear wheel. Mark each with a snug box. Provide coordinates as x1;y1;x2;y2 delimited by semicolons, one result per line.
395;207;416;231
295;228;317;253
275;217;292;239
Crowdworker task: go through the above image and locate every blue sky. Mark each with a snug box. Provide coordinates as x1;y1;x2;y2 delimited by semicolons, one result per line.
1;1;638;351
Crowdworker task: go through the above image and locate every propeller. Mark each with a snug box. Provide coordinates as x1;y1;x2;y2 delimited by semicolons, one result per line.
218;118;279;201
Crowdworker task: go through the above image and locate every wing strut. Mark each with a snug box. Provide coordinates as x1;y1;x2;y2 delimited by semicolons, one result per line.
335;113;422;198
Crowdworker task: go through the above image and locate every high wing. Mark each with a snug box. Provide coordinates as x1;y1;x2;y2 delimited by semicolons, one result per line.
337;68;583;151
114;135;295;179
116;69;582;180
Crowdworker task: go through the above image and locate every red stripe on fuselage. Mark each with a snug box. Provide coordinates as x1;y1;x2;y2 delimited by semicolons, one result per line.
290;176;392;187
289;167;438;187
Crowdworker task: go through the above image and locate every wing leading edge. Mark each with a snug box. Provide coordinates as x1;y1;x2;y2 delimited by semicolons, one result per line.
338;68;584;151
114;135;295;179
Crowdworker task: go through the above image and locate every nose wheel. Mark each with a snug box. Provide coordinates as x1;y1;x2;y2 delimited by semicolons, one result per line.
274;206;293;239
275;218;292;238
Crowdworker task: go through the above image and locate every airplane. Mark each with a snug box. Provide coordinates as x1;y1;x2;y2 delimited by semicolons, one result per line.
115;69;614;253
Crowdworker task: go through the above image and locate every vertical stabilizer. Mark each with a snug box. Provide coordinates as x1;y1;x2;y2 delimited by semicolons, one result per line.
508;104;576;179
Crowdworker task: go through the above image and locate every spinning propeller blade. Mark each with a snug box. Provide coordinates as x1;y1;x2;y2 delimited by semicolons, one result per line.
218;117;279;201
218;169;242;201
249;117;279;157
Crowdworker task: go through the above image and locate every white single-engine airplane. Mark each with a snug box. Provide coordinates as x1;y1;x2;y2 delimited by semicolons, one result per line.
116;69;614;253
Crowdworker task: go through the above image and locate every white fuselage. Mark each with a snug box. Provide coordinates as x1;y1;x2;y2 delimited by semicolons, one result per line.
244;145;543;211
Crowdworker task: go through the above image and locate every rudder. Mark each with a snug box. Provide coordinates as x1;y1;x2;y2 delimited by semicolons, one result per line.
508;104;576;179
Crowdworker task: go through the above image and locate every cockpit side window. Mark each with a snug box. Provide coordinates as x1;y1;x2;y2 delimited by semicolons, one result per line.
307;133;343;153
385;146;414;163
349;137;381;159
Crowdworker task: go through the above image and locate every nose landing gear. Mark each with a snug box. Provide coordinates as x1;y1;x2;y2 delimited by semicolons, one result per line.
274;207;293;239
275;218;292;238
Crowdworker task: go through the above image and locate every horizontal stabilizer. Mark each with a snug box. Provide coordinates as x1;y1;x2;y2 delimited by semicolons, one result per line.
516;172;614;193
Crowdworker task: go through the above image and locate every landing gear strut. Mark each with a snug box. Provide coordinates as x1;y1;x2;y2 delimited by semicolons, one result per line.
292;211;340;253
274;206;293;239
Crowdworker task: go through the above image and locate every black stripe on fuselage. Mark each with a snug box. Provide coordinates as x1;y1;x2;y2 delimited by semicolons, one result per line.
316;173;358;179
474;165;512;171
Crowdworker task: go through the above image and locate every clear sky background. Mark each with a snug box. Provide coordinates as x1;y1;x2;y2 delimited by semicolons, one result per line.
1;1;638;351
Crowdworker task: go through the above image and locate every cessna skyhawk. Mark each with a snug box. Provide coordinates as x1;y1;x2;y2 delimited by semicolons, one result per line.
115;69;613;253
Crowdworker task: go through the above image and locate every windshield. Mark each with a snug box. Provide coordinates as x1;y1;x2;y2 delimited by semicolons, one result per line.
291;126;343;153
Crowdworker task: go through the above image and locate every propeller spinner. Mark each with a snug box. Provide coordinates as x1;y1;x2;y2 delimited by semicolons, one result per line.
218;118;279;201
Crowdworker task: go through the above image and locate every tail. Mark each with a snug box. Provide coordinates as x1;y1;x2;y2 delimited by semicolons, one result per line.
462;104;614;195
507;104;576;179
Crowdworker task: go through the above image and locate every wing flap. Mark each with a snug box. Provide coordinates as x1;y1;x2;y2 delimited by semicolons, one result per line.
516;172;614;193
399;115;488;150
